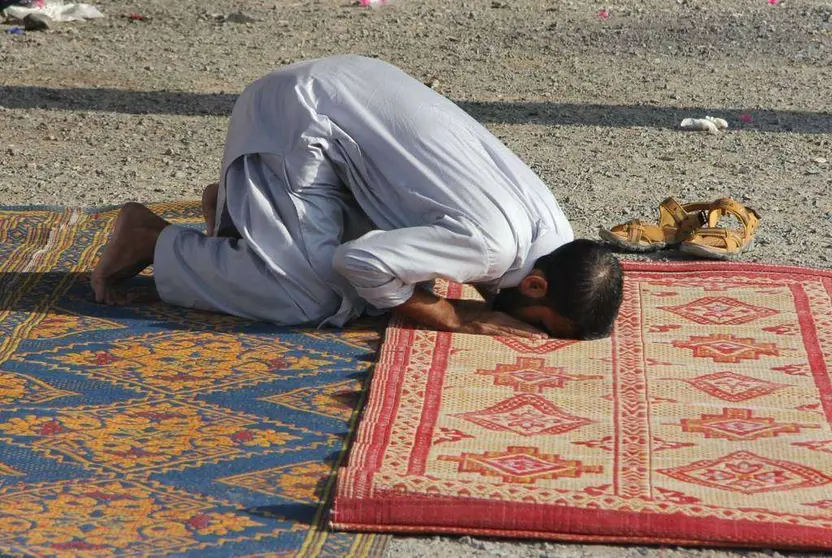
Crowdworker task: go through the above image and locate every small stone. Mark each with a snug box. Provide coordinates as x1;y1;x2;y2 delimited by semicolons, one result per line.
812;157;827;164
165;147;175;156
47;135;57;141
224;11;259;23
658;155;675;161
24;13;53;31
805;168;821;175
174;171;186;179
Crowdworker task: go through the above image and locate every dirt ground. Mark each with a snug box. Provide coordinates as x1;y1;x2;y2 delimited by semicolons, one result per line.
1;0;830;556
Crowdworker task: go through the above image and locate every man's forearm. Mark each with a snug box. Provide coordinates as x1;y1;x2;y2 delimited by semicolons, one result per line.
472;283;496;305
394;288;463;332
393;287;547;339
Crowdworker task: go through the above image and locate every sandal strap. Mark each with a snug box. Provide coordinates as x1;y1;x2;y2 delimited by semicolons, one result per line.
707;198;761;239
608;219;671;244
683;198;761;254
627;219;644;243
687;227;744;251
658;198;688;226
658;197;710;239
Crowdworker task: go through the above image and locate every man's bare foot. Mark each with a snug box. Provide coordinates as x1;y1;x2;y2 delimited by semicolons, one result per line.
91;202;169;305
201;182;219;236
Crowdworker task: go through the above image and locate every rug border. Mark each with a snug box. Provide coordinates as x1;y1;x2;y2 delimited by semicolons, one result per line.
331;518;828;552
621;260;832;276
332;492;832;552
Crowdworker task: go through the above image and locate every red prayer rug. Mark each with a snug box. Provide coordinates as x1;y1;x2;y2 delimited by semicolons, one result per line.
332;262;832;551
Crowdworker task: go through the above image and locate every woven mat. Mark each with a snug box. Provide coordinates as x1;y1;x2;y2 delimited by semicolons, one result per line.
0;203;389;557
332;262;832;551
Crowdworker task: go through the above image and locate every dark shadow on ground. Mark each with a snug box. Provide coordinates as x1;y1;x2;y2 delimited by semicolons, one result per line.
2;85;831;133
245;503;320;524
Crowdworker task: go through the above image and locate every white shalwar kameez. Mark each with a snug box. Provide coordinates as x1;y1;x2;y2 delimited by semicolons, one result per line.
153;55;574;327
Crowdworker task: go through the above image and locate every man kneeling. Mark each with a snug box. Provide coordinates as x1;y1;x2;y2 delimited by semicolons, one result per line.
92;55;623;339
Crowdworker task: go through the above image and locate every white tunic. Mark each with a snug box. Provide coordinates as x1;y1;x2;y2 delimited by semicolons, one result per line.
154;55;573;326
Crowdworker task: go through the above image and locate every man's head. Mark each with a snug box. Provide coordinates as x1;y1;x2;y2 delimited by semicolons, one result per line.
493;239;624;339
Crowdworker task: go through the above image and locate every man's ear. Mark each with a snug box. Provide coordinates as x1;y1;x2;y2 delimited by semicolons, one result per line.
519;269;548;299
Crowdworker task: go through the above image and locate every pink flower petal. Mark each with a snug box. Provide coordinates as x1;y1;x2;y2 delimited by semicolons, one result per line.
598;9;610;19
768;0;778;5
739;113;753;123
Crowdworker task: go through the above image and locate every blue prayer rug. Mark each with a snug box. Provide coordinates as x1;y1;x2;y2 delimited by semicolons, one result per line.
0;202;389;557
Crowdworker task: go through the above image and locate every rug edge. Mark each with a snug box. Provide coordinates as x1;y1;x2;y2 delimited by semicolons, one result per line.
621;259;832;276
330;520;832;553
330;494;832;552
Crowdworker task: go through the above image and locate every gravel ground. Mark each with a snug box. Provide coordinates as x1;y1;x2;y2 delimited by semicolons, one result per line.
1;0;831;556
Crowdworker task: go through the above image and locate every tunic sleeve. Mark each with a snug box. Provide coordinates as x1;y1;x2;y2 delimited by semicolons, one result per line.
331;215;495;309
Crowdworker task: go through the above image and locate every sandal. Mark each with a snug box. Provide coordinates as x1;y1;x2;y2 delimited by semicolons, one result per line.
679;198;761;260
599;197;710;252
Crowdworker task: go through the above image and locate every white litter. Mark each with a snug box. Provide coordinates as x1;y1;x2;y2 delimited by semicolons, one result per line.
705;116;729;130
680;115;729;134
3;1;103;23
359;0;402;7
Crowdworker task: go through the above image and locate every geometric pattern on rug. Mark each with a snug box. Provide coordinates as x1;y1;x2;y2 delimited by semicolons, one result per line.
332;263;832;551
0;203;389;557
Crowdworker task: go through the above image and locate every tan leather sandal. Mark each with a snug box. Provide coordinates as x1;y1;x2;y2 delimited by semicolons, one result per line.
599;197;710;252
679;198;761;260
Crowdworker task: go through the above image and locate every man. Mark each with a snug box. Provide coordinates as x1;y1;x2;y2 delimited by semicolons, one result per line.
92;55;623;339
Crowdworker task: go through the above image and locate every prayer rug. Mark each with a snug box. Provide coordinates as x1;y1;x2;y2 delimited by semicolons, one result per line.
332;262;832;551
0;203;389;557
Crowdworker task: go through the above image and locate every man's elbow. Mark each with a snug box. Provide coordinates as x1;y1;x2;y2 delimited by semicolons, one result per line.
331;244;351;278
332;242;382;285
332;243;415;308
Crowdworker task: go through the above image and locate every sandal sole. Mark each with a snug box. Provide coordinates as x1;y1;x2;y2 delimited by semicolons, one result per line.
598;227;668;253
679;238;756;260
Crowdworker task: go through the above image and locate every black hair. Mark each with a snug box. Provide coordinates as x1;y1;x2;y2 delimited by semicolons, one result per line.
534;239;623;340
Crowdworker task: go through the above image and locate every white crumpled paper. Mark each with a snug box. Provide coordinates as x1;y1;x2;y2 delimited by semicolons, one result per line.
680;116;729;135
3;1;103;22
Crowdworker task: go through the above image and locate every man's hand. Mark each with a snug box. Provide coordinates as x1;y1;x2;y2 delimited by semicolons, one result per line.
450;299;547;339
394;289;547;339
